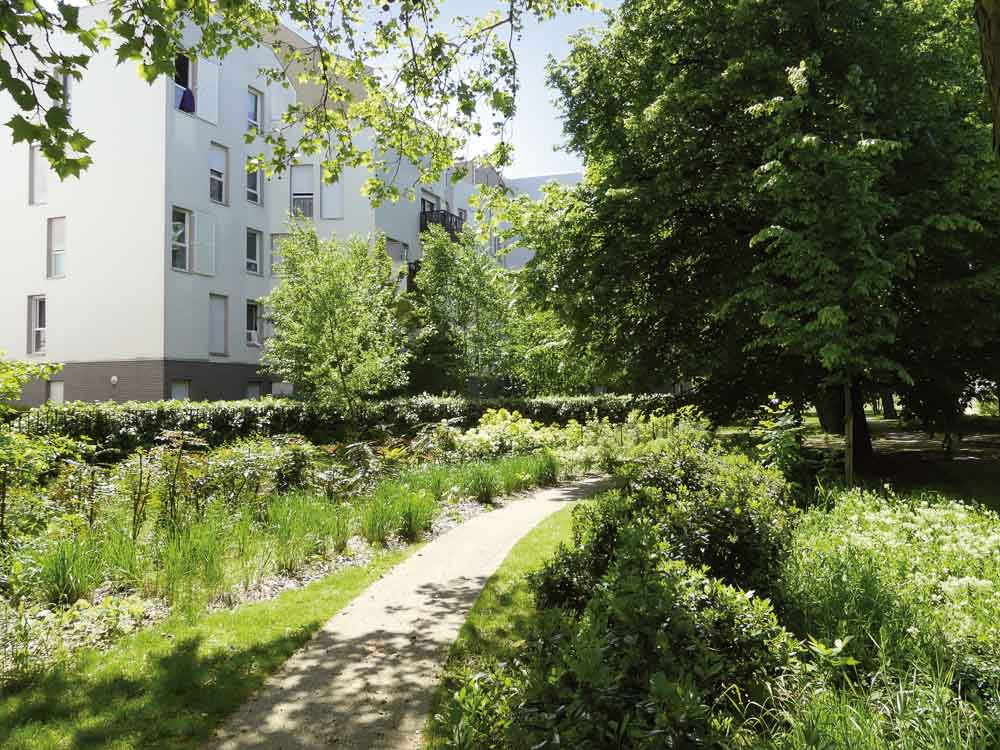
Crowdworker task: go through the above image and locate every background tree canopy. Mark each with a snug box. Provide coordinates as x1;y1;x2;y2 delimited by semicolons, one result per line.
516;0;1000;461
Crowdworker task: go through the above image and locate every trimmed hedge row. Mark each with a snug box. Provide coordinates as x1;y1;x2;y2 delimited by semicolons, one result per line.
9;393;677;451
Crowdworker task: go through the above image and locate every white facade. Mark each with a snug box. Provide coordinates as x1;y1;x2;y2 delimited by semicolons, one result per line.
502;172;583;268
0;11;486;403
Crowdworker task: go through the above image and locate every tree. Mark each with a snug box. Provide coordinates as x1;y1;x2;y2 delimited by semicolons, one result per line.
1;0;593;196
518;0;1000;466
0;351;60;417
407;225;513;394
260;224;408;418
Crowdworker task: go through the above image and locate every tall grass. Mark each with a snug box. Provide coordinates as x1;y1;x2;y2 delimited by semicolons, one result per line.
36;536;103;605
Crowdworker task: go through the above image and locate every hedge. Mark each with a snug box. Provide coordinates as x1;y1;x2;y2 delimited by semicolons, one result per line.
7;393;677;452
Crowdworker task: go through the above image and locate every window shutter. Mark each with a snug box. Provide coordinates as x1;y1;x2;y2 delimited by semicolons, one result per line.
193;212;216;275
320;177;344;219
198;59;220;125
290;164;313;194
209;295;227;355
209;144;226;173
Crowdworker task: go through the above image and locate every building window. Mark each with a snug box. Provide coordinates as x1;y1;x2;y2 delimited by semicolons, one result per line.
169;380;191;400
29;146;48;205
247;88;261;132
171;207;191;271
246;229;262;274
47;381;64;404
270;233;287;276
246;301;260;346
209;143;227;204
458;208;468;221
47;217;66;278
209;294;228;356
245;382;262;399
290;164;314;217
28;295;46;354
174;54;196;113
247;158;261;204
401;242;410;262
420;196;437;213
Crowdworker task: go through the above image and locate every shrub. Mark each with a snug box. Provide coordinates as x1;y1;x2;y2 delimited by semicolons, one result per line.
9;394;678;452
532;490;635;613
443;527;800;748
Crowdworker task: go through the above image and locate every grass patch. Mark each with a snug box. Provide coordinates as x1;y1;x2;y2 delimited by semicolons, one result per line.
423;503;578;748
0;547;414;750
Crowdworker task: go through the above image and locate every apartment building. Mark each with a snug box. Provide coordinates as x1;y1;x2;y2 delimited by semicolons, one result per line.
1;12;490;406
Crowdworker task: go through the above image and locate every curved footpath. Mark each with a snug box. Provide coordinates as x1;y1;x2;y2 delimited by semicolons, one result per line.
205;477;610;750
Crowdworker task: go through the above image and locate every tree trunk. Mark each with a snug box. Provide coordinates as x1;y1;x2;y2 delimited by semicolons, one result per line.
882;388;897;419
815;386;846;435
977;0;1000;169
851;381;875;470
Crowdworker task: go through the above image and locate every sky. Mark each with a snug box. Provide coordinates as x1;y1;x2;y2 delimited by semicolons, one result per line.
441;0;621;179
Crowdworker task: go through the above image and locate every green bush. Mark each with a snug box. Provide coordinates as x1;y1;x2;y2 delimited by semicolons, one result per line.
443;526;799;748
9;393;678;452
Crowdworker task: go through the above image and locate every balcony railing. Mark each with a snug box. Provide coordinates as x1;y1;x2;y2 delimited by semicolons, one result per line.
420;209;465;238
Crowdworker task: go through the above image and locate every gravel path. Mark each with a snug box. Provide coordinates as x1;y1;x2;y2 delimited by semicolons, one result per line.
205;477;610;750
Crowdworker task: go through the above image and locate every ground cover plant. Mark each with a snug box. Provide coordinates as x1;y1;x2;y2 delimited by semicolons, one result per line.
0;408;674;694
432;415;1000;749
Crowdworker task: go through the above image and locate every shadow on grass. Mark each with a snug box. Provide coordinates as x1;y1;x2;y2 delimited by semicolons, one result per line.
0;626;320;750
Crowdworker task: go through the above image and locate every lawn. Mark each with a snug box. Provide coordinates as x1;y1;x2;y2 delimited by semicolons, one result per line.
0;547;413;749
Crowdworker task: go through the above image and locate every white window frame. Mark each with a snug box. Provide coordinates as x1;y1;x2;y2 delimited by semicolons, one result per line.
247;88;261;132
28;295;46;355
171;207;192;271
246;228;262;275
290;164;314;217
209;143;228;204
246;158;261;204
47;217;66;279
29;146;48;205
246;300;260;347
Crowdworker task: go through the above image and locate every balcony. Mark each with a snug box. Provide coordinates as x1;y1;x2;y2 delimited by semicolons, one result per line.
420;209;465;238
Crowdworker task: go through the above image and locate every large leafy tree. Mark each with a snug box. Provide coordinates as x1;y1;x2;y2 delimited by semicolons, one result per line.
1;0;592;195
407;225;514;394
518;0;1000;463
260;224;408;417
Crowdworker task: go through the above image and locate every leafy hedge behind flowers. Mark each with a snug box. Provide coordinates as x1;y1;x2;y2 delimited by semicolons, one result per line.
7;393;677;454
